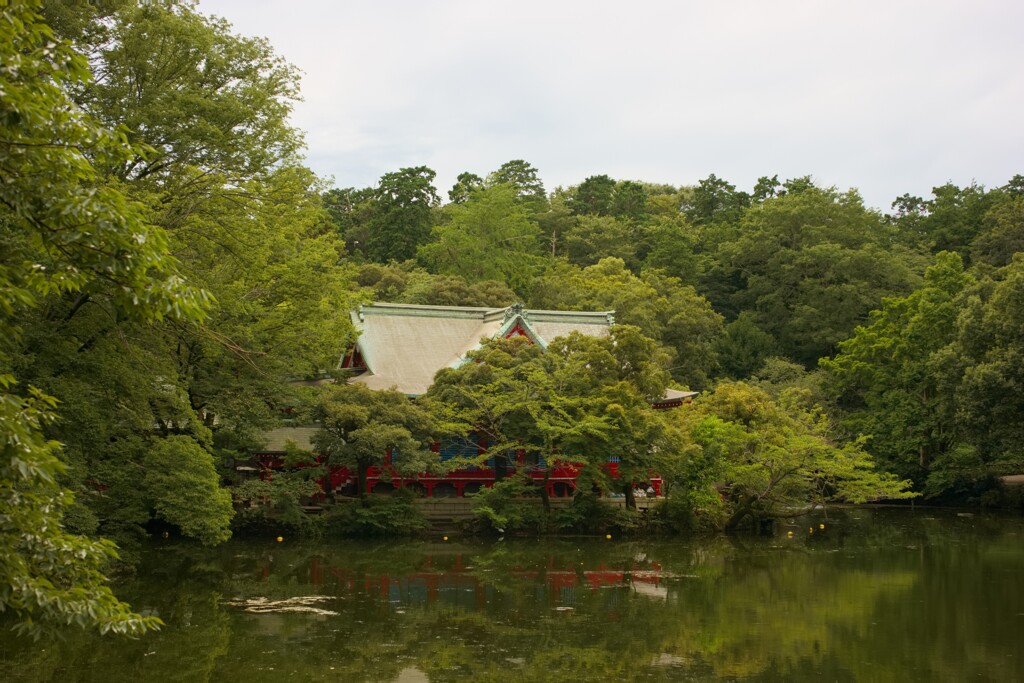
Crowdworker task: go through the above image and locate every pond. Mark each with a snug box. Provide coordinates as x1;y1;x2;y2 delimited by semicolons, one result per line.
2;508;1023;682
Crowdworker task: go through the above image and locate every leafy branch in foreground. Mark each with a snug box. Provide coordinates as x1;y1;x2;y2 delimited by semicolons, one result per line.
0;1;208;636
0;377;160;638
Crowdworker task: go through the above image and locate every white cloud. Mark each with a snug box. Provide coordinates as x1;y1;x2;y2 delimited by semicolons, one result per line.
199;0;1024;208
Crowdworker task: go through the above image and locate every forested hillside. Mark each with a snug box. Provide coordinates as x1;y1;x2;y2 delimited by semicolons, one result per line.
2;0;1022;634
330;162;1024;504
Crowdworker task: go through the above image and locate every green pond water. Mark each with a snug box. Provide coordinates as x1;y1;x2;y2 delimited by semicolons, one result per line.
2;508;1023;682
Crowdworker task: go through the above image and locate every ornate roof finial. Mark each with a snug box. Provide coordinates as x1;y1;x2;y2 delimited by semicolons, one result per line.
504;302;524;322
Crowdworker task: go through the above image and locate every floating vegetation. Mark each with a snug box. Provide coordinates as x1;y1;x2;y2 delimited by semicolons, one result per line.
223;596;339;616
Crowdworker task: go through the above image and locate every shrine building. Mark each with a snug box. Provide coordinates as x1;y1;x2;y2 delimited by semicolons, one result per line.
255;303;695;498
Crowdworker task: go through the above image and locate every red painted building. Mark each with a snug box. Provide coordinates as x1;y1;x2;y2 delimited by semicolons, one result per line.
255;303;694;498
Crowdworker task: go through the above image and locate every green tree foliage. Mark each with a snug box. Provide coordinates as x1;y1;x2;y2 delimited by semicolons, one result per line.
322;185;376;256
367;166;439;262
0;380;162;638
427;337;559;498
825;248;1024;500
714;311;779;379
314;384;436;498
232;441;324;535
752;174;783;202
142;436;233;545
73;1;302;190
418;184;543;294
447;171;483;204
428;329;684;513
0;0;212;636
356;263;515;307
463;472;550;533
563;215;639;269
571;174;616;216
890;181;997;257
486;159;546;213
544;328;684;509
931;255;1024;488
823;252;971;487
565;177;649;247
14;1;355;550
162;167;355;426
611;180;648;220
637;214;701;284
531;258;724;388
682;173;751;226
678;383;915;531
972;192;1024;268
323;489;428;536
0;5;207;323
714;186;924;365
531;190;573;258
749;356;827;404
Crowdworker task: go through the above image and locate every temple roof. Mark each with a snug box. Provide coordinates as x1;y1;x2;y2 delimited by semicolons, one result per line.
257;426;318;453
348;303;615;396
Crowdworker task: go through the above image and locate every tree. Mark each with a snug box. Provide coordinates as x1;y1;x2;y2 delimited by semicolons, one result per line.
51;0;303;223
890;181;995;257
822;252;971;487
639;214;701;284
714;312;779;379
159;166;357;426
972;195;1024;267
679;383;915;532
543;327;684;509
314;384;436;499
752;175;783;203
571;174;616;216
563;215;639;269
530;258;724;388
448;171;483;204
142;436;233;545
682;174;750;226
534;189;575;258
323;186;376;256
487;159;546;212
931;254;1024;489
367;166;439;262
428;329;682;513
716;186;924;365
612;180;648;220
355;262;515;307
1;1;208;636
782;175;816;195
418;184;543;294
18;1;357;550
427;337;563;511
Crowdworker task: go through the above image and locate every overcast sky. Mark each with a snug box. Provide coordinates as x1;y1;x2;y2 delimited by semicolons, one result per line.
197;0;1023;211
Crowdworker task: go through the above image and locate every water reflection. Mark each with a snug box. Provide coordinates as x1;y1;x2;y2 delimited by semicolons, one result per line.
291;551;670;613
2;509;1023;682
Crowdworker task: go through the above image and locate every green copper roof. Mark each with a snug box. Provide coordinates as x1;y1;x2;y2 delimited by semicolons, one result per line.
348;303;613;396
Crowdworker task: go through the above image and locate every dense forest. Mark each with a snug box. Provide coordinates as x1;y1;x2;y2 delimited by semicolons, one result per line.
2;1;1023;635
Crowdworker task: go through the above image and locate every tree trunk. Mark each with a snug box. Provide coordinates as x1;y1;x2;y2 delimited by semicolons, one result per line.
539;469;551;514
724;501;753;533
494;453;507;482
357;462;369;501
322;458;334;498
624;483;636;511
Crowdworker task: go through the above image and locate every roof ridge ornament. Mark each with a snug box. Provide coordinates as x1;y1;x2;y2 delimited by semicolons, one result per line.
504;302;524;322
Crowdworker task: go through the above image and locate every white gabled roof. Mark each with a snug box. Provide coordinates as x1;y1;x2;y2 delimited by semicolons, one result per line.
348;303;614;396
258;426;319;453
